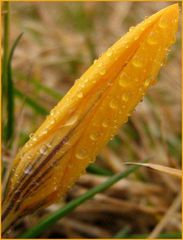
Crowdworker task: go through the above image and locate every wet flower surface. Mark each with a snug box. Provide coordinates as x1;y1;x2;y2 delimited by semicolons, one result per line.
2;4;179;234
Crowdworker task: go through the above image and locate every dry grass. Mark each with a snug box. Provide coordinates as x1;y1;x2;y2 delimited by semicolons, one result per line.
2;2;182;238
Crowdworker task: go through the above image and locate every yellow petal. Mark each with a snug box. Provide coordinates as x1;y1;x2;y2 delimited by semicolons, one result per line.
2;4;179;233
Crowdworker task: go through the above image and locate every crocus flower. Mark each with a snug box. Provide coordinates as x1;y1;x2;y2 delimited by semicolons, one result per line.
2;4;179;233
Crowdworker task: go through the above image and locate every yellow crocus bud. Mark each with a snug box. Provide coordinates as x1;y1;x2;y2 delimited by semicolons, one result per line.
2;4;179;233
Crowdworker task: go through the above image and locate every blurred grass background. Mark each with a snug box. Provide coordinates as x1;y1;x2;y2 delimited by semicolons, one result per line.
2;1;182;238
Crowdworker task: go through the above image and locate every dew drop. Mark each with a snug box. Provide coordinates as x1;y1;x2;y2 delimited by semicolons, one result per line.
40;145;48;155
24;166;32;175
84;78;89;83
147;32;157;45
106;49;113;57
139;87;145;97
102;120;109;128
50;119;55;126
132;58;142;68
46;143;52;148
29;133;34;139
144;77;151;87
122;92;130;102
129;26;135;32
42;129;48;136
100;69;106;76
174;19;178;24
109;99;118;109
50;109;56;116
75;149;88;159
118;72;130;87
65;115;78;127
89;132;99;141
77;92;83;98
29;133;37;142
158;17;168;29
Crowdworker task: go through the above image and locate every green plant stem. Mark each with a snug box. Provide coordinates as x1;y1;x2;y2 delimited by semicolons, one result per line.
5;33;23;144
19;165;139;238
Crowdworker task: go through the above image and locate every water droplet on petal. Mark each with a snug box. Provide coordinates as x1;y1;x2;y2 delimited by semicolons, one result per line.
129;26;135;32
84;78;89;83
75;149;88;159
42;129;48;136
106;49;113;57
50;109;56;116
46;143;52;148
40;145;48;155
147;32;157;45
100;69;106;76
64;115;78;127
102;120;109;128
144;77;151;87
122;92;130;102
90;132;99;141
118;72;130;87
50;119;55;126
109;99;118;109
29;133;34;138
29;133;37;141
132;58;142;68
77;92;83;98
158;17;168;29
24;166;32;175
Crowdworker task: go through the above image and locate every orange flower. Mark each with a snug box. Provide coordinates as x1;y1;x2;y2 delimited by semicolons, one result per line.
2;4;179;233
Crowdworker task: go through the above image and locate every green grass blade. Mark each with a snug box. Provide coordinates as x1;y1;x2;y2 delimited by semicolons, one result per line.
113;226;131;238
87;163;113;176
129;232;182;239
14;88;49;115
2;2;10;141
2;2;10;100
5;33;23;144
19;165;140;238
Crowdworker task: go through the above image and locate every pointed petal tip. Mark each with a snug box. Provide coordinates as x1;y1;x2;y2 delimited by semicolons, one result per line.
164;3;179;17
